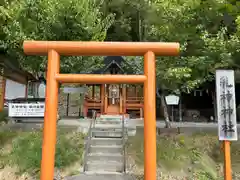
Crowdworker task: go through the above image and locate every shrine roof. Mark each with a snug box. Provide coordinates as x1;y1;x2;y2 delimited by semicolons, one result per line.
81;56;139;75
0;46;36;80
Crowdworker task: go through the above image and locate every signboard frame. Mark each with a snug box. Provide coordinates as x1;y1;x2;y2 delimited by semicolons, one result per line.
165;94;180;105
216;69;238;141
8;102;45;117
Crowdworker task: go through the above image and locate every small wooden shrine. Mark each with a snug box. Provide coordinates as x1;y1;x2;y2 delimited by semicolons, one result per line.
83;56;143;118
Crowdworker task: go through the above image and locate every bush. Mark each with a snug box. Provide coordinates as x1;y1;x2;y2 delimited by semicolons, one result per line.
2;130;85;177
0;109;8;124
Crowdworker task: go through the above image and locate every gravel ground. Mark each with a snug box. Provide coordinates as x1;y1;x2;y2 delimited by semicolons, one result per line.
1;120;240;133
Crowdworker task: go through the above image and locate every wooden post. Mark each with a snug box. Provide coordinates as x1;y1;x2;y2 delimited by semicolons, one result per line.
100;84;105;113
179;93;182;122
123;85;126;114
25;77;28;98
144;51;156;180
40;50;60;180
224;141;232;180
0;76;6;111
140;107;143;118
135;85;138;100
79;93;83;116
120;85;123;114
104;85;108;114
66;93;70;116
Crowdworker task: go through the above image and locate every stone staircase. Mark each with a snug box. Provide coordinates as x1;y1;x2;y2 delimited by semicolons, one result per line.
83;115;127;174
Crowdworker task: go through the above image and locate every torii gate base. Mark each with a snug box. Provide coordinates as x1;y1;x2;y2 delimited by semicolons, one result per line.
23;41;179;180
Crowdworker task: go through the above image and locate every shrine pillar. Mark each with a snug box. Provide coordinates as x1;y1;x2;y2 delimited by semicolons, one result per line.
123;85;126;114
100;84;105;114
140;107;143;118
104;84;108;114
120;85;123;114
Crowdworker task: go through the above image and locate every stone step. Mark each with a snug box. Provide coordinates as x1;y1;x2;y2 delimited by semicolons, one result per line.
92;126;122;130
94;124;124;129
87;153;123;162
85;161;123;172
83;171;123;175
94;122;127;126
92;130;123;138
92;127;132;135
98;118;122;121
93;124;134;130
89;138;123;146
89;145;123;154
95;120;123;125
92;127;124;132
100;115;123;119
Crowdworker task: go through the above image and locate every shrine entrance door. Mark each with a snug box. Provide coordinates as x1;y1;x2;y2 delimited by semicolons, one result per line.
106;84;121;114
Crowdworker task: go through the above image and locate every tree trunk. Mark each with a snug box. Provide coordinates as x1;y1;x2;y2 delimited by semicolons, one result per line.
212;91;217;122
160;93;171;128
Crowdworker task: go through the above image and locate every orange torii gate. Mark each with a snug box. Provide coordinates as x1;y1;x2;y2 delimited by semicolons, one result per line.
23;41;179;180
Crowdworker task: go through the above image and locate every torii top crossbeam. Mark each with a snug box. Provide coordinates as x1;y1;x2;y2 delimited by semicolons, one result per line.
23;41;179;56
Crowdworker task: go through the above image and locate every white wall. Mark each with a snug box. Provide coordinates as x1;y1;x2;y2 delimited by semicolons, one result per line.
5;79;26;100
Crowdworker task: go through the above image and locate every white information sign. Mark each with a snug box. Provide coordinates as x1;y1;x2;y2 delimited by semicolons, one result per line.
63;87;87;94
165;95;180;105
216;70;238;141
8;103;45;117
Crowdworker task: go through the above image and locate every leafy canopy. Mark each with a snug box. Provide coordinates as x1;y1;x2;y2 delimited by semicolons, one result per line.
1;0;240;93
1;0;114;75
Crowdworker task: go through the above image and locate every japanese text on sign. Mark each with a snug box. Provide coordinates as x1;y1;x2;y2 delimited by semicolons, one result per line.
8;103;45;117
216;70;238;141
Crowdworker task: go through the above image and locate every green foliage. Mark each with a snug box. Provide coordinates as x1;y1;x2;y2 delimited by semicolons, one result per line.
1;0;114;74
99;0;240;93
1;130;85;177
1;0;240;93
144;0;237;93
99;0;149;41
0;109;9;124
0;130;18;147
127;129;240;179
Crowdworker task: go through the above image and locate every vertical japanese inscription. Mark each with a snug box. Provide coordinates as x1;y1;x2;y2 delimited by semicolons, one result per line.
216;70;238;141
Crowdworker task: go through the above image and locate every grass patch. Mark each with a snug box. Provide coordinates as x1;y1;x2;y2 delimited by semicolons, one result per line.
0;129;85;178
127;128;240;179
0;109;8;124
0;131;18;147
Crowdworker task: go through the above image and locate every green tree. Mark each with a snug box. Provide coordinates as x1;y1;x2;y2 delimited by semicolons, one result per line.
2;0;240;127
149;0;240;127
99;0;150;41
0;0;114;76
117;0;238;127
97;0;239;127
